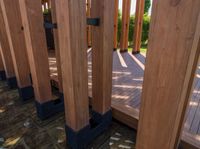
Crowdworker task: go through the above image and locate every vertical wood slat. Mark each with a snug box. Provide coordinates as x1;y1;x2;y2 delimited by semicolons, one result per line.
50;0;63;92
0;49;4;72
120;0;131;52
136;1;200;149
132;0;145;54
86;0;92;47
0;8;15;79
0;0;31;88
55;0;89;130
19;0;52;103
113;0;119;50
91;0;115;114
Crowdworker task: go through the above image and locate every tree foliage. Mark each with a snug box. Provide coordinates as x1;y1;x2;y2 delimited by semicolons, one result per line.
144;0;151;14
117;1;151;47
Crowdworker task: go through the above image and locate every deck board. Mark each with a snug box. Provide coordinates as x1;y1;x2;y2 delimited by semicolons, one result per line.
49;50;200;148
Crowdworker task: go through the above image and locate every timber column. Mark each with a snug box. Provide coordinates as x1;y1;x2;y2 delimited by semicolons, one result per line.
113;0;119;51
19;0;64;119
0;8;16;88
0;49;6;80
120;0;131;52
136;1;200;149
0;0;33;101
132;0;145;54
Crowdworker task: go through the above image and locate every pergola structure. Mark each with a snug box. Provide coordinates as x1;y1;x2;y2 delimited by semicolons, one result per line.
0;0;200;149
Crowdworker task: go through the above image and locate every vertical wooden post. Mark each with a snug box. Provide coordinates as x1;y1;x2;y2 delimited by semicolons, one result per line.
113;0;119;51
0;0;34;100
136;1;200;149
50;0;63;93
0;7;16;88
132;0;145;54
86;0;92;47
56;0;114;148
91;0;114;114
0;49;6;80
19;0;64;119
55;0;89;140
120;0;131;52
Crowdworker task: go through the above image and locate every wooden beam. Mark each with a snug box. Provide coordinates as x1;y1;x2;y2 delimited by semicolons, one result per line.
0;0;33;100
0;47;6;80
55;0;89;131
132;0;144;54
91;0;115;114
18;0;52;103
113;0;119;50
0;49;4;72
86;0;92;47
0;7;16;87
50;0;63;93
120;0;131;52
136;1;200;149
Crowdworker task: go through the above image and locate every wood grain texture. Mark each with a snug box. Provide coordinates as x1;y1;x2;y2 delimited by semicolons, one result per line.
0;48;4;71
0;0;31;88
113;0;119;49
120;0;131;52
86;0;92;47
55;0;89;130
19;0;52;102
136;1;200;149
50;0;63;92
91;0;115;114
132;0;145;53
0;7;15;78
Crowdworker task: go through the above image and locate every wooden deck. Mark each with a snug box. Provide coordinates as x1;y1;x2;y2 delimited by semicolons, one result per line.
49;50;200;149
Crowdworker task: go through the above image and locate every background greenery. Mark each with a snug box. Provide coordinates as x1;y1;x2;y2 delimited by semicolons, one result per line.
117;0;151;52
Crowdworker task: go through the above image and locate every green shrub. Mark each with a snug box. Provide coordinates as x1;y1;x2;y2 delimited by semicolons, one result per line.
141;14;150;46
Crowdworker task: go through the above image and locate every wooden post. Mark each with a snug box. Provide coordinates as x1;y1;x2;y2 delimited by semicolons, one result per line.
0;7;16;88
86;0;92;47
91;0;114;114
0;0;33;100
50;0;63;93
120;0;131;52
132;0;145;54
136;1;200;149
113;0;119;51
0;49;6;80
55;0;89;133
19;0;64;119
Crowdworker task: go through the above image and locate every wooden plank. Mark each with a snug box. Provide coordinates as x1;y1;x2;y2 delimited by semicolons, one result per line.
19;0;52;103
136;1;200;149
113;0;119;50
0;7;15;79
55;0;89;130
91;0;115;114
86;0;92;47
50;0;63;92
120;0;131;52
132;0;145;54
0;48;4;71
0;0;31;88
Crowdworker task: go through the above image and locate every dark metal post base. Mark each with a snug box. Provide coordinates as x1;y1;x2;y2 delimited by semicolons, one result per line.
120;49;128;53
0;71;6;80
65;110;112;149
35;93;64;120
132;51;140;54
18;86;34;101
7;77;17;89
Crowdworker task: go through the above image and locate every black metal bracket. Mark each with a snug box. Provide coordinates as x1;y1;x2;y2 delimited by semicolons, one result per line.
87;18;100;26
44;22;57;29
